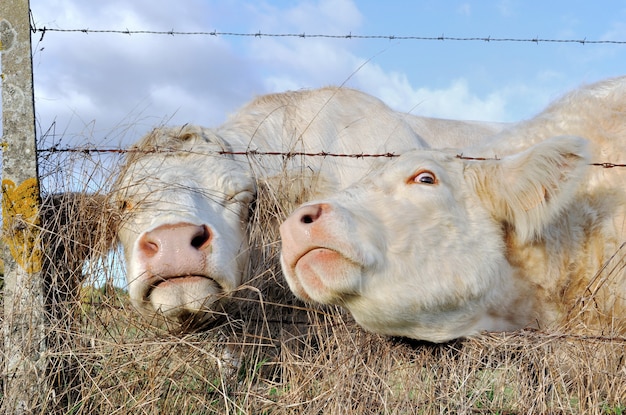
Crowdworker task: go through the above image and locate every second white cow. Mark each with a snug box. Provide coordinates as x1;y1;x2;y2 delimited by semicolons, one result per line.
112;87;503;326
280;77;626;342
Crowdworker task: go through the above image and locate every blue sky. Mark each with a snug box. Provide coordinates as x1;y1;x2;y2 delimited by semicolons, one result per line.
21;0;626;149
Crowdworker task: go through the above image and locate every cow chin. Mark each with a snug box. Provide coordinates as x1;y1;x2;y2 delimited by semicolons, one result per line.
147;276;225;322
291;248;363;304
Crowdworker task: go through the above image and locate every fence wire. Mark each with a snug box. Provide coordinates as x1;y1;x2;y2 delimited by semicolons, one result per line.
26;146;626;168
30;25;626;45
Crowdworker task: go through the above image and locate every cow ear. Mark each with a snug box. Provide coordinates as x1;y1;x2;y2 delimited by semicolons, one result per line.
464;135;590;242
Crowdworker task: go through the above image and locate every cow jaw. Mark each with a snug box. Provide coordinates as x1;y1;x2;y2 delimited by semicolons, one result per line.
284;247;362;304
147;275;224;321
280;203;373;304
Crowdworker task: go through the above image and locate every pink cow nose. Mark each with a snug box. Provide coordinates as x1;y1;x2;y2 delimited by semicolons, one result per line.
280;203;332;258
139;222;212;259
296;203;329;225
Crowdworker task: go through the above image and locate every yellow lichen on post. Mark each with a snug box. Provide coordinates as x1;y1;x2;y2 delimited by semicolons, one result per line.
2;177;43;273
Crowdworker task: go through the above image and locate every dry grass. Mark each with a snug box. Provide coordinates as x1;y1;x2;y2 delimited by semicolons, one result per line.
2;146;625;415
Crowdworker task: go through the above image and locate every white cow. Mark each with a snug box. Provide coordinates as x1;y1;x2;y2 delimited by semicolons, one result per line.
112;87;504;326
280;77;626;343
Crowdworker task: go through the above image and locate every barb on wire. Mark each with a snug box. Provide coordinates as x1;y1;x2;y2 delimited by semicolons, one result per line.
28;26;626;45
589;162;626;168
456;153;500;161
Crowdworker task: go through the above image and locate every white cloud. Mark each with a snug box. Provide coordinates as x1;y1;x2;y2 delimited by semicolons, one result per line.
364;73;509;122
457;3;472;17
496;0;516;17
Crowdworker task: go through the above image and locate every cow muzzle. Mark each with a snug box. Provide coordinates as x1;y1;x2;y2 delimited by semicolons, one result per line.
280;203;364;304
131;221;234;321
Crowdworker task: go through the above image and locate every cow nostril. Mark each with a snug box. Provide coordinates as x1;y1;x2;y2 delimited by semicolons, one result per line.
191;225;212;249
299;204;326;225
139;238;159;258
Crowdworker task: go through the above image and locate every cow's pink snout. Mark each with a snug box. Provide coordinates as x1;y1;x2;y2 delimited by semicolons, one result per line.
139;223;212;258
280;203;333;267
137;222;215;283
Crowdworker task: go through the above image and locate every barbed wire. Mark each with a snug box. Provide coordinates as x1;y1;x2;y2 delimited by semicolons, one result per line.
33;146;626;167
31;25;626;45
456;154;626;168
589;162;626;168
36;146;400;159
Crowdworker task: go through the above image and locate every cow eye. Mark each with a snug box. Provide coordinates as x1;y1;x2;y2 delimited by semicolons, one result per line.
410;171;437;185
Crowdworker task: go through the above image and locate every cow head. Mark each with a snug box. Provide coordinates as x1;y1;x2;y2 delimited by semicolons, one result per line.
113;125;256;327
280;136;590;342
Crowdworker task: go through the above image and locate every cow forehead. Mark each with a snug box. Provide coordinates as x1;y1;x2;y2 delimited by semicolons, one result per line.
374;149;461;182
113;161;255;231
116;172;250;239
127;152;240;176
115;124;241;188
133;125;232;153
123;173;216;200
119;151;253;189
398;148;459;164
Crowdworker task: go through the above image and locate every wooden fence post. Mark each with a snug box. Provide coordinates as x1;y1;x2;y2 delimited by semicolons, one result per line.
1;0;48;413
